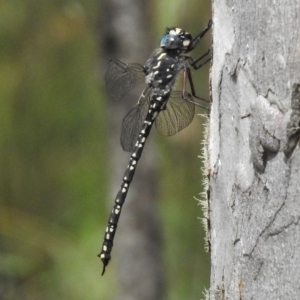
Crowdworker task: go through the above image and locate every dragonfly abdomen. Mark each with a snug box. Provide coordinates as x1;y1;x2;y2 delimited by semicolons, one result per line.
99;91;170;275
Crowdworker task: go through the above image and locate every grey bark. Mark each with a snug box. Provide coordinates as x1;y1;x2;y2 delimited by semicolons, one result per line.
209;1;300;299
98;1;164;300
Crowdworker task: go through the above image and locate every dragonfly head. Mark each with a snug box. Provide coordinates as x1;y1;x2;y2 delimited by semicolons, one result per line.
160;27;193;52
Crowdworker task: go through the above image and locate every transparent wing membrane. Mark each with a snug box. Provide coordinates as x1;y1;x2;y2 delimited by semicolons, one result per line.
155;91;195;136
120;88;150;152
105;59;146;101
121;90;196;151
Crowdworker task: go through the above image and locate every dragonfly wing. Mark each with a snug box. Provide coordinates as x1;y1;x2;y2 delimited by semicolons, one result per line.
105;59;146;101
155;91;195;136
120;88;151;152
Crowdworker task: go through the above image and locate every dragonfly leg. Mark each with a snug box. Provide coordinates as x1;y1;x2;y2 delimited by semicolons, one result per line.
190;20;212;50
181;68;210;110
186;48;212;70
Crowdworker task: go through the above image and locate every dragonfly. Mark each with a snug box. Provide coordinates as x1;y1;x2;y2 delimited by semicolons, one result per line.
98;20;212;275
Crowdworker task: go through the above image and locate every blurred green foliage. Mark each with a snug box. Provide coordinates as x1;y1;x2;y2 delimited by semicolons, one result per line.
0;1;111;298
0;0;211;299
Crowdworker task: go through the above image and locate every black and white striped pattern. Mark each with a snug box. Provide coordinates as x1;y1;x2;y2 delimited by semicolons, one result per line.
98;20;212;275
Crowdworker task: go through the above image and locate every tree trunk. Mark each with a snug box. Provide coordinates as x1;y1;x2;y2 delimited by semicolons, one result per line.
209;1;300;299
98;1;164;299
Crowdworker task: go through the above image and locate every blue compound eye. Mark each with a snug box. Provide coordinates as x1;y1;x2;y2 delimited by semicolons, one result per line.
160;34;182;49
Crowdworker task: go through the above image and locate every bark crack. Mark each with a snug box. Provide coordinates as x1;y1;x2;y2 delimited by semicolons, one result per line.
268;216;300;237
246;201;285;256
284;83;300;158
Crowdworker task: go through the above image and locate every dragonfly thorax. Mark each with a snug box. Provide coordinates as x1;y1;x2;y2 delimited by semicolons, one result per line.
145;49;184;89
